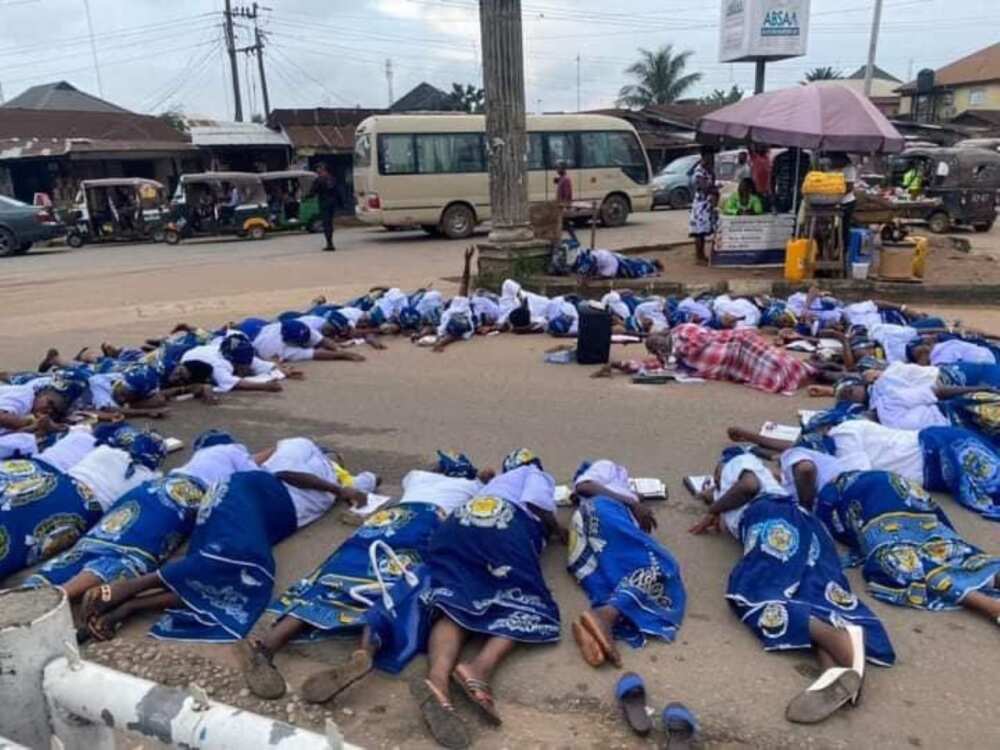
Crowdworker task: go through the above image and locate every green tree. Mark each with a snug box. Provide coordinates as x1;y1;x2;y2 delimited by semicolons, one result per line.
447;83;485;113
157;109;188;134
699;85;744;107
616;45;702;108
803;66;844;83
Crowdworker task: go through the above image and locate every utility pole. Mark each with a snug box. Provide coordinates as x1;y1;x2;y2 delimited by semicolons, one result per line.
863;0;884;98
224;0;243;121
82;0;103;97
754;60;766;95
385;59;394;107
479;0;534;244
576;53;581;112
254;23;270;120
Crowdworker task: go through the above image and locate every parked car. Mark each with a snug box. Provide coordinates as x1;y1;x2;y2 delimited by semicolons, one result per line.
651;154;699;209
0;195;66;257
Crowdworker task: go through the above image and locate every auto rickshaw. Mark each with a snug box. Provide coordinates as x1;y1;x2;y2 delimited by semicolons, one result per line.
889;147;1000;233
66;178;168;247
163;172;270;244
260;170;322;232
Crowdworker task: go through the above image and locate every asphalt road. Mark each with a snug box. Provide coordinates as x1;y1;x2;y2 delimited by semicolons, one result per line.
2;213;999;750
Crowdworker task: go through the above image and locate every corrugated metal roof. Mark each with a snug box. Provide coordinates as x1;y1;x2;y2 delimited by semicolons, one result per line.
0;136;197;161
187;120;291;148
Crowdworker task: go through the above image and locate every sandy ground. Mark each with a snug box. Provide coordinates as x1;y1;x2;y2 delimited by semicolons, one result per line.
2;212;999;750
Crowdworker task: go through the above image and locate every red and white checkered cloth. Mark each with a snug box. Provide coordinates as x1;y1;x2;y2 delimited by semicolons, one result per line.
671;323;816;395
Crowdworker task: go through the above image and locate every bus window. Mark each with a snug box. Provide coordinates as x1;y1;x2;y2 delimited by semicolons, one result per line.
580;131;648;182
354;133;372;169
527;132;544;170
379;134;416;175
415;133;485;173
545;132;578;168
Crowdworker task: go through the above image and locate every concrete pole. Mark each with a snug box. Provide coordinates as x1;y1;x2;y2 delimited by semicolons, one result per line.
754;59;766;95
863;0;885;98
224;0;244;122
479;0;534;243
0;588;75;748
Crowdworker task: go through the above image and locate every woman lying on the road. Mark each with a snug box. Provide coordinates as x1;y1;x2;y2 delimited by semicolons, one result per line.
729;417;1000;522
689;447;895;725
172;332;293;394
567;459;685;668
29;429;258;607
413;449;562;750
241;450;487;703
0;425;165;582
783;455;1000;626
668;323;822;395
245;318;366;364
78;437;375;643
0;375;84;440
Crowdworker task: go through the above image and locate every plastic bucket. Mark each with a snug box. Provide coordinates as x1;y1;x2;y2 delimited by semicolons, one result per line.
851;262;871;280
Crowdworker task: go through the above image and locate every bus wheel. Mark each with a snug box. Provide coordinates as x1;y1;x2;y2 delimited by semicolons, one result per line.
440;203;475;239
926;211;951;234
600;194;630;227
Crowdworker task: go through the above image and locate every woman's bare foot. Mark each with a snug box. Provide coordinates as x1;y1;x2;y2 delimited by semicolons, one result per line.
38;348;60;372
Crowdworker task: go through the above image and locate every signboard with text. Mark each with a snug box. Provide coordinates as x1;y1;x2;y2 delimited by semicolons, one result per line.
719;0;811;63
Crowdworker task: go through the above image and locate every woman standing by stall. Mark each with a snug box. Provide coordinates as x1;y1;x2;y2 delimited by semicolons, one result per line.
689;148;719;265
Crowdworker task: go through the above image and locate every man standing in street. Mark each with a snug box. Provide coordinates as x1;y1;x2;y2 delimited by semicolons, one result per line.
309;163;338;252
555;161;578;242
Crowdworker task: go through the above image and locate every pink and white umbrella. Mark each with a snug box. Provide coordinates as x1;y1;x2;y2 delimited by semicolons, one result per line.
697;83;904;153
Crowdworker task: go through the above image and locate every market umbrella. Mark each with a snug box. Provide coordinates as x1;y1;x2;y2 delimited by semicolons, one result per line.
696;83;905;153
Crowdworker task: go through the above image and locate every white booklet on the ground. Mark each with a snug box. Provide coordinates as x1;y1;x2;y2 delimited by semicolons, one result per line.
785;340;816;352
760;421;801;442
629;477;667;500
554;485;573;506
164;437;184;454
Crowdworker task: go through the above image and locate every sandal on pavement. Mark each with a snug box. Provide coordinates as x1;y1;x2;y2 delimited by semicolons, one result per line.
238;640;287;700
661;702;699;749
616;672;652;737
301;649;373;704
411;679;470;750
451;664;502;726
572;618;606;667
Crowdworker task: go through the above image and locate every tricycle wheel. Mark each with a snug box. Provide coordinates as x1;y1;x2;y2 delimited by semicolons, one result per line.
927;211;951;234
249;225;267;240
164;229;181;245
66;232;85;249
973;221;994;233
308;218;323;233
151;228;166;243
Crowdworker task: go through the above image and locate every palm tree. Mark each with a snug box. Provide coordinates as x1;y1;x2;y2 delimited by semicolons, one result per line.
803;66;844;83
617;46;702;108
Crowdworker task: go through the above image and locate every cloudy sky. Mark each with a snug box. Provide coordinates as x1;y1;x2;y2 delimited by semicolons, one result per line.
0;0;997;118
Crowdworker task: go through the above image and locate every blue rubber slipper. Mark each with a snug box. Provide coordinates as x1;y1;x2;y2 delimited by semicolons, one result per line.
616;672;652;736
662;702;698;749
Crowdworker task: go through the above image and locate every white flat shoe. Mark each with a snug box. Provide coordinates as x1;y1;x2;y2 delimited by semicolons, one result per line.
785;667;862;724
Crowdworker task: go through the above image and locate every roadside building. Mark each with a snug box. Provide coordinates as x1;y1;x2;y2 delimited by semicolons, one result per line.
898;42;1000;123
0;81;198;205
186;118;292;172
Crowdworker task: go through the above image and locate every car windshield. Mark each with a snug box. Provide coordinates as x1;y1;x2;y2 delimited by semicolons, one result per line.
659;156;698;176
0;195;28;207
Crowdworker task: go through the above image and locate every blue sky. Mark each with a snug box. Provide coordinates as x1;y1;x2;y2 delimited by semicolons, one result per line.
0;0;997;118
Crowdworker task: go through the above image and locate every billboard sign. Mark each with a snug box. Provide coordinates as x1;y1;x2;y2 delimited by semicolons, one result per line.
719;0;811;63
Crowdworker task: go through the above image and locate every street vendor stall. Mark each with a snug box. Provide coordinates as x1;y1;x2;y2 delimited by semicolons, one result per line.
697;84;905;277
